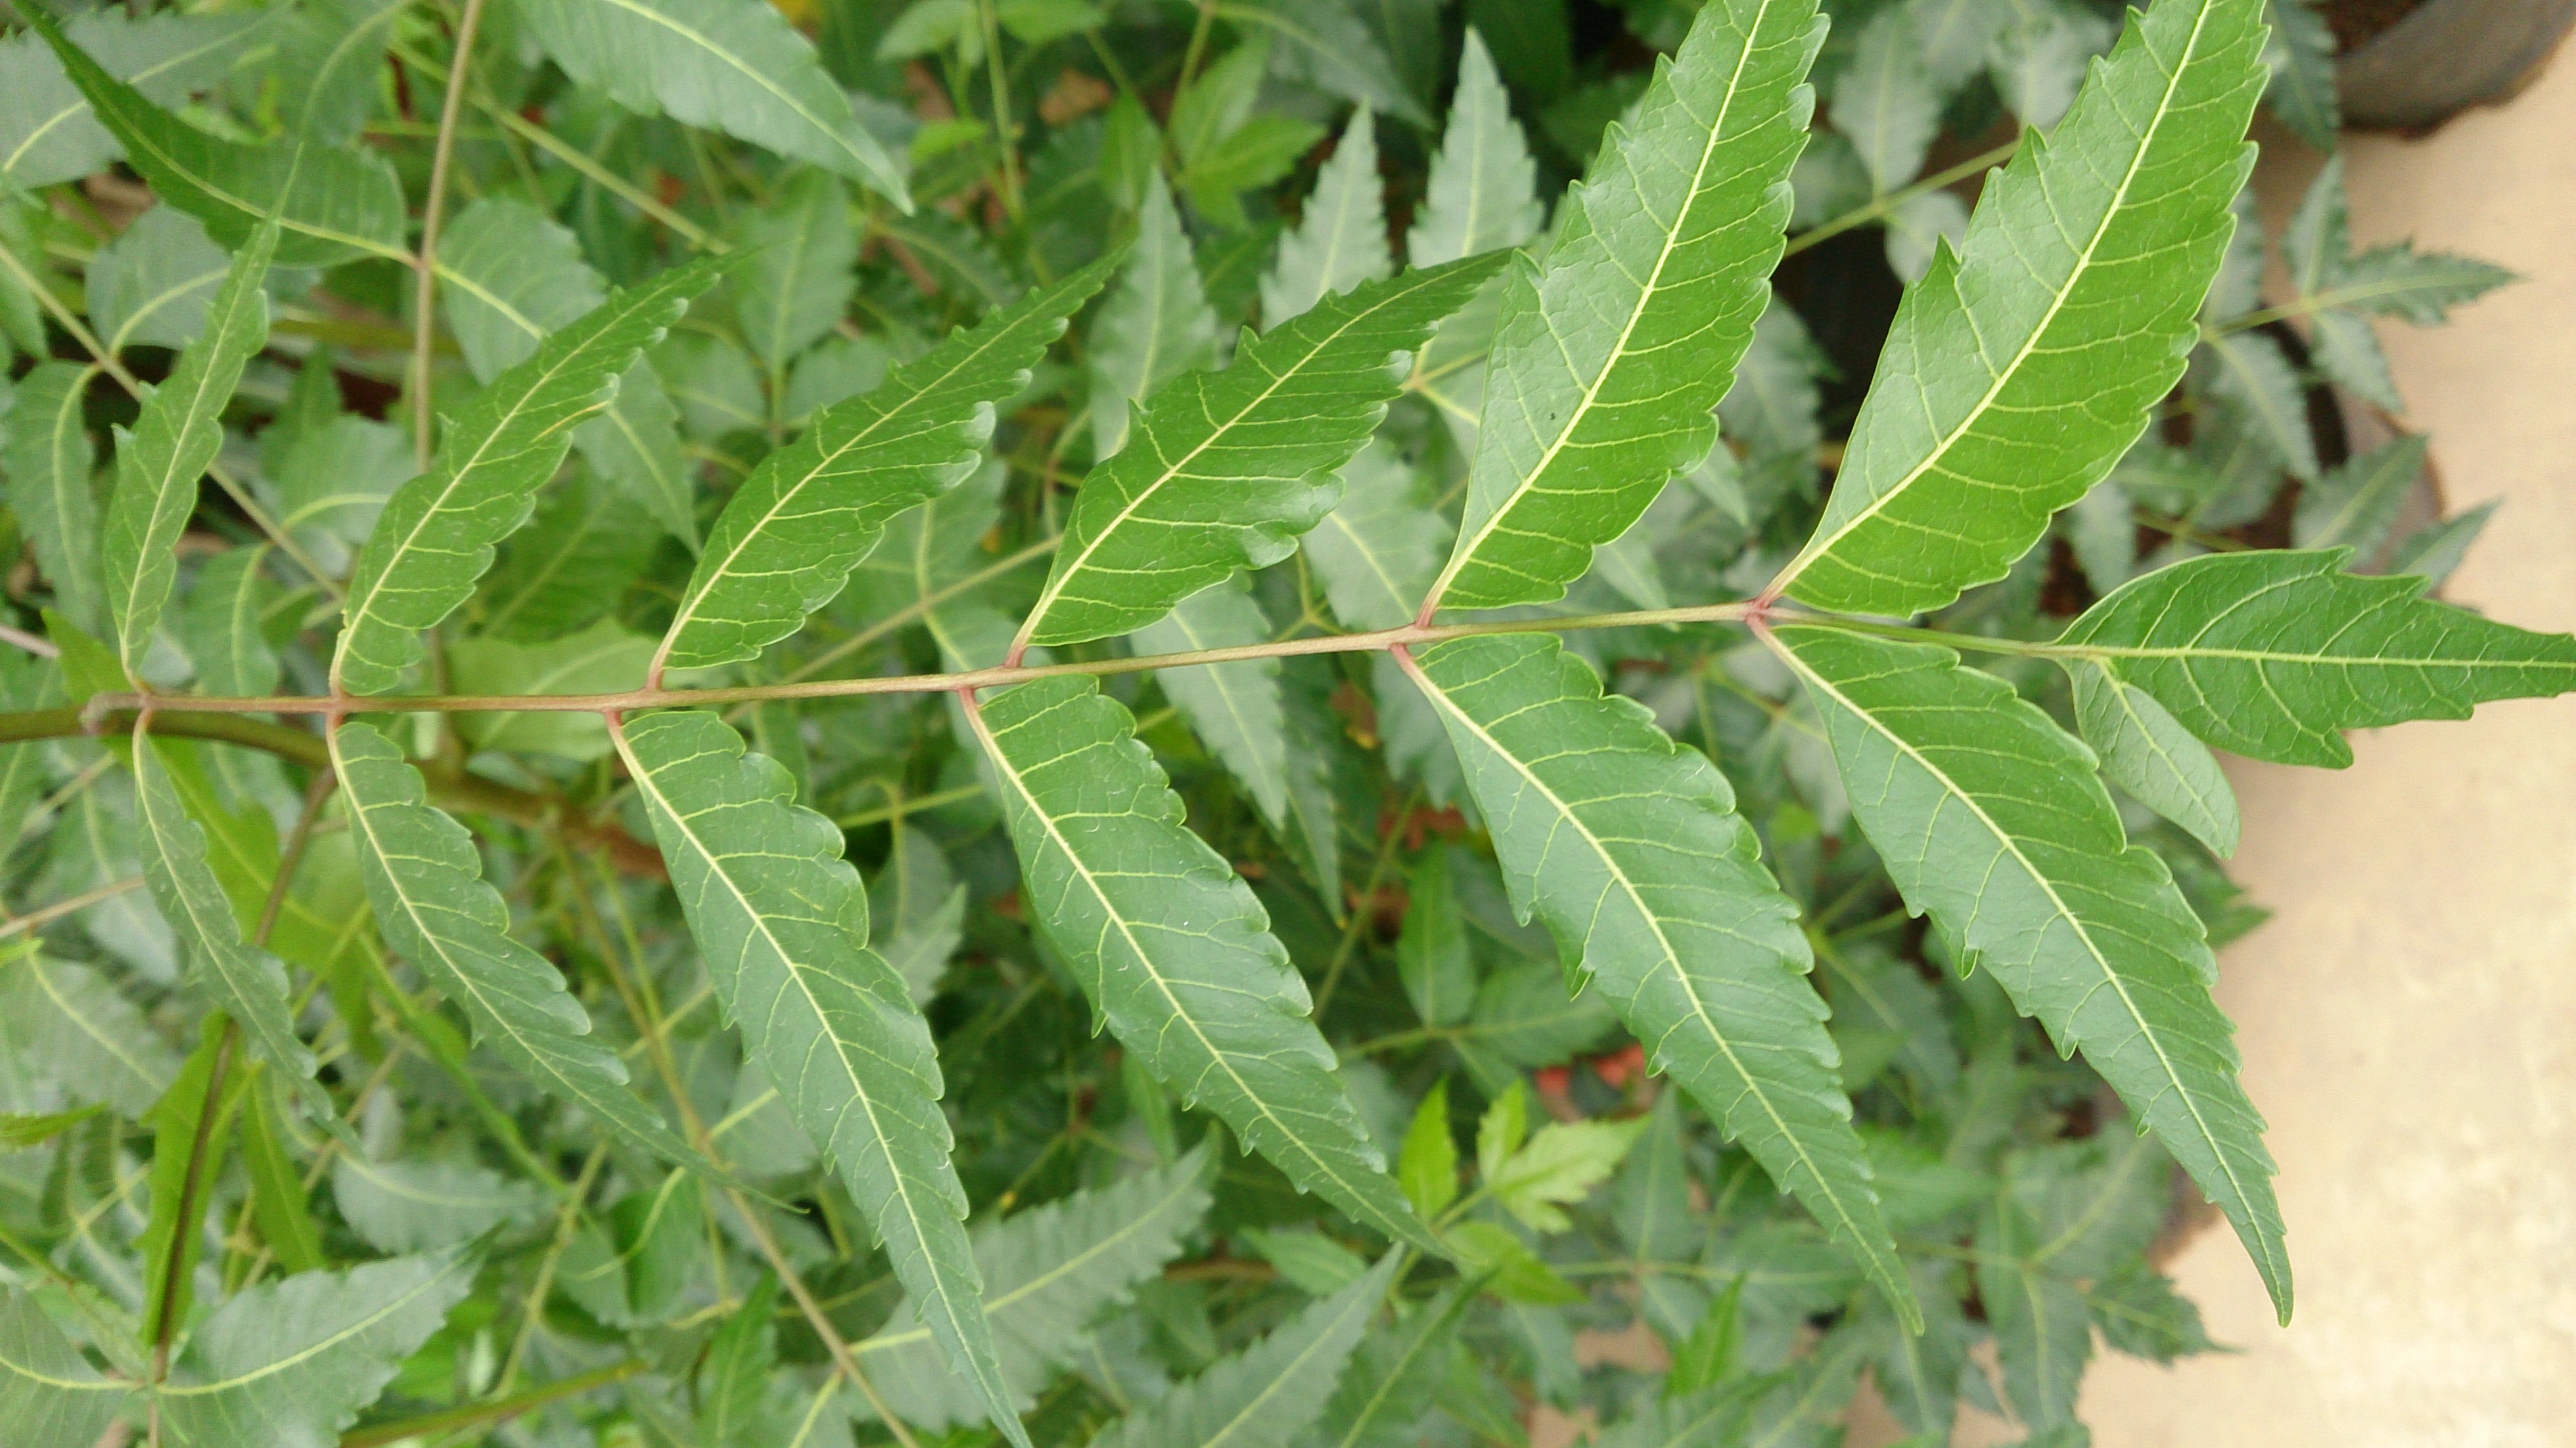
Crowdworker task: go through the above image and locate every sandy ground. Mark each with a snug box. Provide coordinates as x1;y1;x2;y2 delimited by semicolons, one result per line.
2068;37;2576;1448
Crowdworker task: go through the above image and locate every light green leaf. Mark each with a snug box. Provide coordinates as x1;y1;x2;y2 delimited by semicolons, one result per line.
658;259;1111;671
871;825;967;1004
0;11;269;189
1429;0;1822;612
3;362;104;637
1244;1229;1371;1295
437;198;606;383
1304;1281;1475;1448
1300;443;1446;634
276;0;407;143
518;0;909;205
1833;9;1936;192
1989;0;2114;129
2293;434;2424;555
2090;1263;2217;1361
1774;0;2269;615
329;721;712;1174
1134;577;1289;825
861;1147;1214;1428
1400;634;1913;1323
23;9;402;268
1397;1081;1458;1220
1028;254;1504;648
178;547;281;698
1220;0;1428;125
1090;173;1220;461
101;223;273;675
479;465;662;643
1487;1117;1645;1233
701;1275;781;1447
616;708;1024;1447
732;170;860;371
447;619;658;761
85;206;229;354
2071;666;2242;857
0;1288;127;1448
1613;1091;1705;1338
131;731;342;1137
1262;108;1391;325
969;677;1433;1250
0;956;177;1119
1407;30;1544;269
1904;0;2007;94
2056;549;2576;767
0;1106;101;1153
2384;499;2495;587
1882;187;1967;286
2284;155;2514;323
1772;623;2289;1322
2198;330;2318;483
269;411;408;577
332;1152;543;1253
1092;1254;1397;1448
334;257;725;694
157;1252;477;1448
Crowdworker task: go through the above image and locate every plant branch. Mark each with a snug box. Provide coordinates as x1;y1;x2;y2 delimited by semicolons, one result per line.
1780;137;2023;260
338;1359;645;1447
0;875;145;941
412;0;493;471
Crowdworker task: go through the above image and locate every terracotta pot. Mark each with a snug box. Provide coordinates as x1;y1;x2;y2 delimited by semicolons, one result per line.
2337;0;2576;129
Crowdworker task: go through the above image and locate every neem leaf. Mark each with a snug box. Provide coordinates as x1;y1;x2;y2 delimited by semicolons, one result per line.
1089;1254;1398;1448
0;1289;127;1448
1774;0;2269;615
1428;0;1824;613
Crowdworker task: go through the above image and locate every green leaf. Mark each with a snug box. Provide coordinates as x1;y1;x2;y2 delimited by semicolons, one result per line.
0;955;178;1118
1665;1277;1744;1395
2293;434;2424;556
0;1288;127;1448
1091;1253;1397;1448
22;8;403;268
0;1106;101;1152
1221;0;1429;126
1396;1081;1458;1220
1774;0;2270;614
1262;108;1392;325
1396;848;1475;1029
1399;634;1914;1324
3;362;104;637
1772;623;2290;1323
237;1078;323;1274
1594;1386;1761;1448
334;256;725;693
1429;0;1823;612
1243;1229;1371;1295
331;1152;543;1254
2090;1263;2217;1361
329;721;712;1175
101;223;273;675
1832;9;1937;193
276;0;407;144
871;825;967;1003
479;466;662;643
1306;1280;1476;1448
2056;549;2576;767
1133;577;1289;825
2385;499;2495;587
156;1252;477;1448
178;547;281;698
860;1146;1215;1428
446;620;658;761
1440;1220;1577;1305
1989;0;2113;129
2071;666;2242;857
1486;1117;1644;1233
0;11;268;189
615;708;1024;1446
731;170;861;371
701;1275;781;1447
85;206;231;354
658;258;1111;671
1090;173;1220;461
1406;30;1544;269
2198;330;2318;483
2263;0;2338;149
131;733;342;1138
2285;156;2514;323
1026;254;1504;648
518;0;910;205
1299;442;1444;635
969;677;1433;1250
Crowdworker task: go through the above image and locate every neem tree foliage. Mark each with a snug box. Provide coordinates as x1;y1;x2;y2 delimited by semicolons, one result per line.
0;0;2541;1443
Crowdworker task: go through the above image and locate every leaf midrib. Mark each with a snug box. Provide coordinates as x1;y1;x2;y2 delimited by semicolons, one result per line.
1774;0;2220;596
1776;637;2285;1295
584;0;869;173
156;1259;461;1396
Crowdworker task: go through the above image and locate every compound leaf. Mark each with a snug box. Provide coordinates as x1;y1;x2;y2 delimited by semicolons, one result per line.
156;1251;476;1448
101;223;273;675
334;257;724;693
2055;549;2576;767
615;708;1024;1447
968;677;1433;1250
1429;0;1823;612
1400;635;1914;1326
1772;623;2289;1323
658;258;1113;673
517;0;909;204
1774;0;2269;614
1023;254;1506;648
329;721;712;1175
